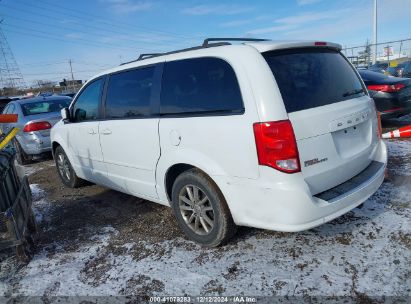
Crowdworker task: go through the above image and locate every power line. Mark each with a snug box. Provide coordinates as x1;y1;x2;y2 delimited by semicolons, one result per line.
3;26;154;52
19;59;113;67
23;69;107;76
3;23;153;51
10;0;197;40
0;11;189;49
19;61;67;67
73;61;114;68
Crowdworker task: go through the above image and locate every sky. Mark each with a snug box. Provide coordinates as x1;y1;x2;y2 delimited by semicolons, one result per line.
1;0;411;87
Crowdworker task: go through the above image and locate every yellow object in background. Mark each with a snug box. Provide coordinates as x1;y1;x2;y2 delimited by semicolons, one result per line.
0;127;20;150
390;60;398;67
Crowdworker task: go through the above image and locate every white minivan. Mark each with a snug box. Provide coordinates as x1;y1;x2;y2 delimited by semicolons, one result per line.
51;38;387;246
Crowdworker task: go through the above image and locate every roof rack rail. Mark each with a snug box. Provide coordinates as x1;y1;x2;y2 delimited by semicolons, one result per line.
202;38;269;47
138;53;163;60
120;53;163;65
121;37;269;65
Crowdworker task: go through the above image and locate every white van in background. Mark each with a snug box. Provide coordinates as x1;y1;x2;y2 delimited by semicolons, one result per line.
51;38;387;246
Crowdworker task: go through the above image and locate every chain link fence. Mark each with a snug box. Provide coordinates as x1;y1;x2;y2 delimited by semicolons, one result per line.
342;38;411;68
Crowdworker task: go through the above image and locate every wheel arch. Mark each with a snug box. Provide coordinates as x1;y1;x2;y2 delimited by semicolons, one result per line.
51;141;61;157
164;163;226;205
51;141;76;174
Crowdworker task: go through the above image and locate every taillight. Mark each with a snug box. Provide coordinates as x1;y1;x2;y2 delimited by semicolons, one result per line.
367;83;405;92
23;121;52;132
253;120;301;173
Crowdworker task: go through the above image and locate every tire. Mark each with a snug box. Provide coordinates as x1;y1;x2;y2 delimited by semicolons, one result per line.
54;146;85;188
13;140;32;165
171;168;237;247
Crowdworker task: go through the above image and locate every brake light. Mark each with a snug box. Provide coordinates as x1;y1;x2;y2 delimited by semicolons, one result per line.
367;83;405;92
253;120;300;173
315;41;327;46
23;121;52;132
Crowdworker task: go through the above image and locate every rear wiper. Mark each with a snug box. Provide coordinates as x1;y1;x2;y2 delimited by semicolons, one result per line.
342;88;365;97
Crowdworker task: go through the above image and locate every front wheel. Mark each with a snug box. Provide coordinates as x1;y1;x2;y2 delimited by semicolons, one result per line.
171;169;237;247
54;146;85;188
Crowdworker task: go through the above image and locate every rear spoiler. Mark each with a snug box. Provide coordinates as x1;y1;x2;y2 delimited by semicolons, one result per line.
245;41;342;53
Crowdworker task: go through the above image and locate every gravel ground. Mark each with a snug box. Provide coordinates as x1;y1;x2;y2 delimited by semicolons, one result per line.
0;137;410;301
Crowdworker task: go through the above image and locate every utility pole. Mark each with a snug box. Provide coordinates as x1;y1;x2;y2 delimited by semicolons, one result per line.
399;40;403;58
69;59;74;81
69;59;74;93
372;0;378;64
386;45;391;64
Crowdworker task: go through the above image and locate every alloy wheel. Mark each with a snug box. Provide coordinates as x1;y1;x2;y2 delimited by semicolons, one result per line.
178;185;215;235
57;152;71;181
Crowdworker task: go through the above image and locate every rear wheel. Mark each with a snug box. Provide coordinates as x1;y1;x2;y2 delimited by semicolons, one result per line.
171;169;237;247
54;146;85;188
13;140;32;165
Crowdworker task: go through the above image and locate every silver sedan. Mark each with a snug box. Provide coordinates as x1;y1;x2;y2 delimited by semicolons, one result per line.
1;95;71;164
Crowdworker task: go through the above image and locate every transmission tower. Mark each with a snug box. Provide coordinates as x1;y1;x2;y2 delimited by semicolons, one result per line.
0;24;26;91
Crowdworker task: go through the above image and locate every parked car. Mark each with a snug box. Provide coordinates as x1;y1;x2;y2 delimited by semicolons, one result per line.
368;62;389;74
51;39;387;246
1;95;71;164
386;63;404;77
397;61;411;78
358;69;411;119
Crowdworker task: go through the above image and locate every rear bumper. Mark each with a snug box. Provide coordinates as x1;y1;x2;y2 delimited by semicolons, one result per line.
16;132;52;155
374;94;411;119
380;106;411;119
214;140;387;232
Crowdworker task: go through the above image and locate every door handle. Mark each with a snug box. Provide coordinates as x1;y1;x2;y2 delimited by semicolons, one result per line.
101;129;112;135
88;129;96;135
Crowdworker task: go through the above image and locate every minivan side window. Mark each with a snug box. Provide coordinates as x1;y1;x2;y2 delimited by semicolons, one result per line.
72;78;103;122
161;57;243;115
105;66;155;119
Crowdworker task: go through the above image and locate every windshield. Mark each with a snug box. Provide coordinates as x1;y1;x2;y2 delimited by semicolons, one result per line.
263;48;365;113
21;99;71;116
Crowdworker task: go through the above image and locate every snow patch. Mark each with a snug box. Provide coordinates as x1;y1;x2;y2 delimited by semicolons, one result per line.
30;184;53;225
386;139;411;158
9;178;411;297
14;227;116;297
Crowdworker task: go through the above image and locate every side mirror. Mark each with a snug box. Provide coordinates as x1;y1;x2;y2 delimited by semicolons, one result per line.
61;108;70;121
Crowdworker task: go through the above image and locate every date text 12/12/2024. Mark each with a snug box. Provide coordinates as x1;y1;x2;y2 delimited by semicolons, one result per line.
149;296;258;303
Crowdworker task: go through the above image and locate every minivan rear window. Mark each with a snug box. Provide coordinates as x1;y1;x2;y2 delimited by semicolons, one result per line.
263;48;365;113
